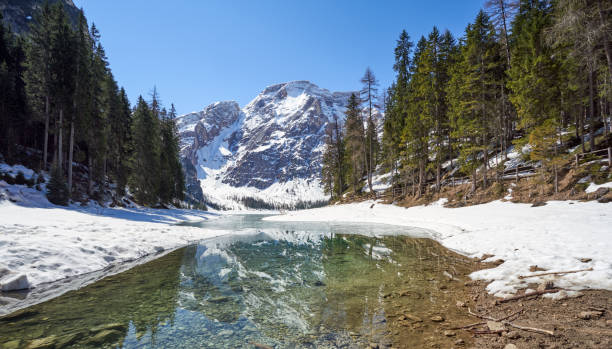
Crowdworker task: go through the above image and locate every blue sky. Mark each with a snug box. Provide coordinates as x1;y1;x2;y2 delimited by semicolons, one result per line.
73;0;484;115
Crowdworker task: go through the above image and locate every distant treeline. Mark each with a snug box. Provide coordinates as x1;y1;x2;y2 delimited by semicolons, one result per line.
229;195;329;211
323;0;611;198
0;3;184;206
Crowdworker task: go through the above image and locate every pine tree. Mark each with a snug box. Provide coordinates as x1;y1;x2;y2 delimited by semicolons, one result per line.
508;0;564;192
0;14;27;161
321;114;345;199
159;103;185;204
49;2;77;174
47;161;69;206
344;93;365;193
24;2;54;169
129;96;161;205
402;36;432;196
447;10;502;190
382;30;413;191
360;67;379;193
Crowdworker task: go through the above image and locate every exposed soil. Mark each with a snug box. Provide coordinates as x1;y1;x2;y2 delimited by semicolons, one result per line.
464;283;612;349
383;256;611;349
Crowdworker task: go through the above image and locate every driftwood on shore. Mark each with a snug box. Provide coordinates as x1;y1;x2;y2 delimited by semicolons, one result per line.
518;267;593;279
466;308;555;336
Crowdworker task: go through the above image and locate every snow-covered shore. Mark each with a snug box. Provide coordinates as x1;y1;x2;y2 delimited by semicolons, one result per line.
0;200;232;291
264;199;612;298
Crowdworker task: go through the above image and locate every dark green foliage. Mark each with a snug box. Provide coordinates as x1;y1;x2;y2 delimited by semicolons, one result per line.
1;5;188;208
46;162;69;205
374;1;611;197
344;93;365;193
129;97;161;205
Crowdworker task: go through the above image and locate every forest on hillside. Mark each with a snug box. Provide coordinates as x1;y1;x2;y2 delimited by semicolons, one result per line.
322;0;611;201
0;2;185;207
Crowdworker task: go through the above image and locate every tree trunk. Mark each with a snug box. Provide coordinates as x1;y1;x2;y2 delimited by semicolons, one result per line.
581;108;585;153
88;148;93;196
499;0;511;68
588;65;596;152
43;96;50;170
436;162;441;192
68;121;74;196
58;108;63;171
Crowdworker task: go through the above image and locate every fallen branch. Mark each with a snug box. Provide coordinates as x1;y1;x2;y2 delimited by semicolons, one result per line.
518;268;593;279
504;322;555;336
467;308;554;336
451;321;486;330
467;308;522;322
470;329;504;335
498;289;560;303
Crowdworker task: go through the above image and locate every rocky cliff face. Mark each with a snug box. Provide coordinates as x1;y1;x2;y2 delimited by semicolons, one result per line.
176;81;353;210
0;0;79;34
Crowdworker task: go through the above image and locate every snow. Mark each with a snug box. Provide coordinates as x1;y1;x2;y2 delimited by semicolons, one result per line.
264;199;612;298
0;200;233;292
585;181;612;193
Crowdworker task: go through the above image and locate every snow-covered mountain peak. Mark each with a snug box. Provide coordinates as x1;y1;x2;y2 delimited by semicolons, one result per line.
177;81;354;210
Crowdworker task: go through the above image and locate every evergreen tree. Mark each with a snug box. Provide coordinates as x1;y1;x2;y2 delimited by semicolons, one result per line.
24;2;54;170
508;0;564;191
447;10;502;191
0;14;27;161
321;114;345;199
360;67;379;193
344;93;365;193
402;36;432;196
159;103;185;204
48;2;77;172
129;96;161;205
46;160;69;206
382;30;413;190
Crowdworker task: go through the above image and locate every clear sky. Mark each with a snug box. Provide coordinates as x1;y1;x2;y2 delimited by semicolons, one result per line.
72;0;485;115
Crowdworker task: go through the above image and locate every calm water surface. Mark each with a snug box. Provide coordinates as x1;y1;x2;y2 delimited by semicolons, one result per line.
0;215;477;348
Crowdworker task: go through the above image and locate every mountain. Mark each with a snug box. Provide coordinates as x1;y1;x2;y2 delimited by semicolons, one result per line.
0;0;80;34
176;81;353;210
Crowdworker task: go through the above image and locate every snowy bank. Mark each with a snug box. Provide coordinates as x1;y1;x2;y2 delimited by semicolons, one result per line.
264;199;612;298
0;200;233;293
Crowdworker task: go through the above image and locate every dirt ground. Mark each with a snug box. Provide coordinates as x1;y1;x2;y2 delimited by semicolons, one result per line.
463;282;612;349
382;253;611;349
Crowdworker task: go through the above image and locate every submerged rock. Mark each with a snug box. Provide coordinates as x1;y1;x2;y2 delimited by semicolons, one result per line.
90;322;126;333
25;336;56;349
2;340;21;349
85;330;122;346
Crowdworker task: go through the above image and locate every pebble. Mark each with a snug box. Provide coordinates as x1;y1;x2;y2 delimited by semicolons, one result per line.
456;301;466;308
443;330;455;337
487;321;505;332
579;311;603;320
454;338;465;346
429;315;444;322
506;331;521;339
504;344;517;349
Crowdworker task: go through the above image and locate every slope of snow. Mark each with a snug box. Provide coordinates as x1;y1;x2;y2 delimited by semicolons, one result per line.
264;200;612;298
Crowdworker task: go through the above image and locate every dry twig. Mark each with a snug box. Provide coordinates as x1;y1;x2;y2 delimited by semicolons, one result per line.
467;308;555;336
518;267;593;279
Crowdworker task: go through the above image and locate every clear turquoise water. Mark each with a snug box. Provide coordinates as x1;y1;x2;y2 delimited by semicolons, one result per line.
0;215;473;348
